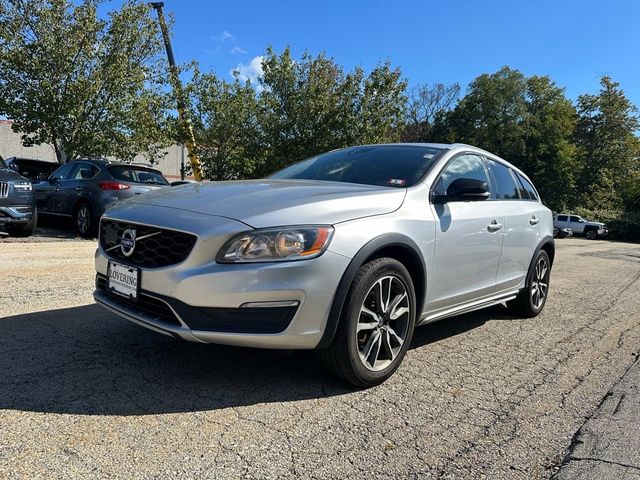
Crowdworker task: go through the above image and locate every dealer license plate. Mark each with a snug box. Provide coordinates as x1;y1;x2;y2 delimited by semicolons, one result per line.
107;260;140;301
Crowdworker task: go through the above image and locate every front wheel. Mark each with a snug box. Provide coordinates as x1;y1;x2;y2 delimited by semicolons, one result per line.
319;257;417;387
585;229;597;240
507;250;551;318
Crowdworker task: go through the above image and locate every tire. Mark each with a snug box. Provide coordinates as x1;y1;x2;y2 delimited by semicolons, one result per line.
507;249;551;318
585;229;597;240
5;209;37;237
318;257;417;387
74;201;96;238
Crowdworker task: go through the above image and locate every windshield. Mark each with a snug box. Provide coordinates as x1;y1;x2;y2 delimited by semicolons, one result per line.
269;145;445;187
0;156;6;169
109;166;169;185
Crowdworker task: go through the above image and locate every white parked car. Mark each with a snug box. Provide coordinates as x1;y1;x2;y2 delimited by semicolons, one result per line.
554;214;608;240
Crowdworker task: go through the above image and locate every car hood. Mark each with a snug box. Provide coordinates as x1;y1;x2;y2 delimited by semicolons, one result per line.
124;179;406;227
587;221;606;227
0;168;28;183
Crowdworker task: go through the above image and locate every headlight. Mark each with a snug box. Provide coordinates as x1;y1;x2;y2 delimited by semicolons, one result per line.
217;226;334;263
14;181;32;191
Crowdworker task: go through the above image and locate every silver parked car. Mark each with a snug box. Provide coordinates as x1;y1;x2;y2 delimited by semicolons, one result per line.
94;143;554;386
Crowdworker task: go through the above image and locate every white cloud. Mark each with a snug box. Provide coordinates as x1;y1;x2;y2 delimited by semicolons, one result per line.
212;30;236;42
230;46;247;55
231;56;264;85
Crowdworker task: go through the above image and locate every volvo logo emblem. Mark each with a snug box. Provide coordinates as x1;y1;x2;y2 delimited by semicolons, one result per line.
120;228;137;257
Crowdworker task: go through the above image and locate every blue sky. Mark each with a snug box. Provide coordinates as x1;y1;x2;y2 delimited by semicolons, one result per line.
123;1;640;105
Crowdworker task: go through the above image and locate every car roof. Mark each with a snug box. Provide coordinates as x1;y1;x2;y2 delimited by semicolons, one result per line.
6;156;57;164
71;158;162;172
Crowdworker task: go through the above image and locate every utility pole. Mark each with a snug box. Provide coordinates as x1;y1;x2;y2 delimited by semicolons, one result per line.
150;2;202;181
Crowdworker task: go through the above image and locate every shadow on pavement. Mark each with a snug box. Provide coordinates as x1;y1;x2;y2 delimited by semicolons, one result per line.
1;303;504;416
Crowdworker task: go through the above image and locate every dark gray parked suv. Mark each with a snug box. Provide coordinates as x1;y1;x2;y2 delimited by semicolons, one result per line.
0;154;37;237
35;159;169;237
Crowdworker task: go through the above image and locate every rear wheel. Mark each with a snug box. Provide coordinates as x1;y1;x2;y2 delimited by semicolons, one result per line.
5;209;37;237
74;202;96;238
319;257;416;387
507;250;551;318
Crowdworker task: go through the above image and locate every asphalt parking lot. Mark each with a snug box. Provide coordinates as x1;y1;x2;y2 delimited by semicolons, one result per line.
1;235;639;479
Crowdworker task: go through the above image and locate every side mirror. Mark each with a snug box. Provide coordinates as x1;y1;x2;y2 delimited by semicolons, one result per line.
48;176;60;186
433;178;490;203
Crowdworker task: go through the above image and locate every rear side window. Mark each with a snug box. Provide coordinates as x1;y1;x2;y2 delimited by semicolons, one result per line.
517;173;539;201
109;166;168;185
487;160;519;200
557;215;568;222
73;163;100;180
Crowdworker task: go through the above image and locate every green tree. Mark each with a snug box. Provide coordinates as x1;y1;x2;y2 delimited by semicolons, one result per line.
254;48;407;176
438;67;579;209
0;0;171;163
442;66;528;159
575;76;640;210
522;76;578;211
188;70;260;180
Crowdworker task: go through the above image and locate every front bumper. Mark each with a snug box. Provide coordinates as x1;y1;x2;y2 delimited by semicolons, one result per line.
94;209;351;349
0;205;34;224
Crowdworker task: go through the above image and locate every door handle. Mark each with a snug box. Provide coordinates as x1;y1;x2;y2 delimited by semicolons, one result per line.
487;220;503;232
529;216;540;225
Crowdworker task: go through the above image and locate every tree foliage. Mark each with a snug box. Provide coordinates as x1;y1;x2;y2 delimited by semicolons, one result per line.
253;48;407;176
402;82;460;143
188;70;260;180
189;48;407;179
433;67;581;211
0;0;172;164
575;76;640;210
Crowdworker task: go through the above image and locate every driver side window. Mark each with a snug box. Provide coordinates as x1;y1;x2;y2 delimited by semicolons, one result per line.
433;154;490;196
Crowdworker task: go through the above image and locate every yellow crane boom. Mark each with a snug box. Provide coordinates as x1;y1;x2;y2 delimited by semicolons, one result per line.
150;2;202;181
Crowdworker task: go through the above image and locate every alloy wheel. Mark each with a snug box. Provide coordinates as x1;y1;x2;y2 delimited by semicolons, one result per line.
77;206;90;234
356;275;411;371
530;257;549;310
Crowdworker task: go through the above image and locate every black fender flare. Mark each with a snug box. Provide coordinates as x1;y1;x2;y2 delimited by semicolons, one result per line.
316;233;427;349
525;236;555;287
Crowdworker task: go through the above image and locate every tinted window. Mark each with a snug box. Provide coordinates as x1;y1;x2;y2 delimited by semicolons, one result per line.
50;163;75;181
269;145;445;188
433;154;490;196
517;173;538;200
73;163;100;180
557;215;568;222
0;156;6;169
569;216;582;223
487;160;519;200
109;166;168;185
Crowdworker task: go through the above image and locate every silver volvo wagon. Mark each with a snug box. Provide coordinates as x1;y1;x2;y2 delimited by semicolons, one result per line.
94;143;554;386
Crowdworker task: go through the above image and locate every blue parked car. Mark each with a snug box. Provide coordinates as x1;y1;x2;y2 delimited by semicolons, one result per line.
35;159;169;237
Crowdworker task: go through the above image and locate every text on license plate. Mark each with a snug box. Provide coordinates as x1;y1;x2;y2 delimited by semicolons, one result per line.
107;261;139;300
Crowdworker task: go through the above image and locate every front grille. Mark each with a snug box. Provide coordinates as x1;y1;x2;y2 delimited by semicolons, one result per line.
0;182;8;198
100;219;197;268
96;275;182;326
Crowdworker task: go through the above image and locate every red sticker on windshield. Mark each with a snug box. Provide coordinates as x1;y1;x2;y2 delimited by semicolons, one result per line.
388;178;407;186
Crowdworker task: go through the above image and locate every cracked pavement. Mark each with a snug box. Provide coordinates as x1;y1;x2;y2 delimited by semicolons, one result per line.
0;237;639;479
